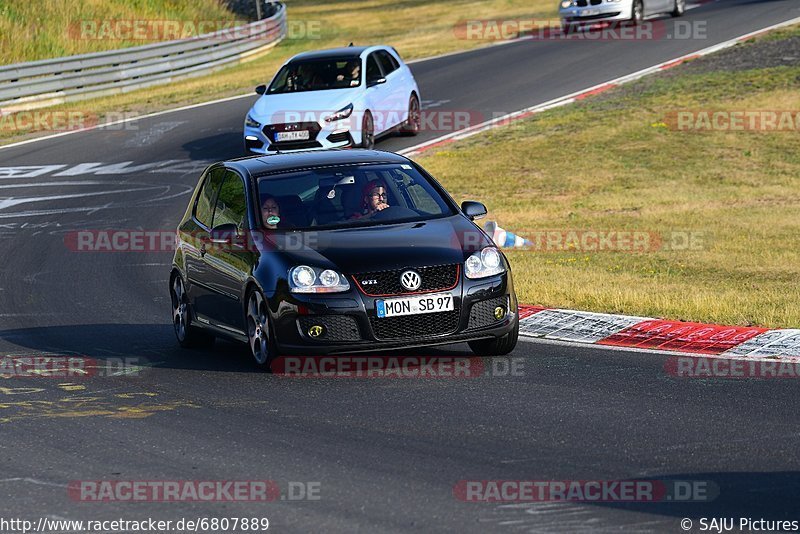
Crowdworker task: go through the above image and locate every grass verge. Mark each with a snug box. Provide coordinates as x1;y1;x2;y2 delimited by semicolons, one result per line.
414;29;800;328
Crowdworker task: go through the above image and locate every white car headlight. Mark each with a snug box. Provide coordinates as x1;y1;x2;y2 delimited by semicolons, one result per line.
289;266;350;293
245;114;262;129
561;0;573;8
325;103;354;123
465;247;506;279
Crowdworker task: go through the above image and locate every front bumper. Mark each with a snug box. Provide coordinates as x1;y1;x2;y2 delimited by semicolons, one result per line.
244;120;357;155
560;2;631;23
271;272;517;355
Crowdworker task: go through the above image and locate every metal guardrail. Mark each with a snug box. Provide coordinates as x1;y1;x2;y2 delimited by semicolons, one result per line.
0;2;286;113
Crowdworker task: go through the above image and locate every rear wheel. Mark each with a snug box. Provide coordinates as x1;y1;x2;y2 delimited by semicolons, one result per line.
171;275;214;349
671;0;685;17
400;94;421;136
246;289;278;371
468;320;519;356
361;111;375;149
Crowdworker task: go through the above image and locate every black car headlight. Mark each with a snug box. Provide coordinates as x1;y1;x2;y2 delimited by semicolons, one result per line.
289;265;351;293
325;103;354;123
245;114;262;129
464;247;506;279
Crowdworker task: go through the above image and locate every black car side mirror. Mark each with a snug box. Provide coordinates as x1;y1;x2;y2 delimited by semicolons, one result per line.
461;201;487;220
209;223;242;245
255;84;267;95
367;77;386;88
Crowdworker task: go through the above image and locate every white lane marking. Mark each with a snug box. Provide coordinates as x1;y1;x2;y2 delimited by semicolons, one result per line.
0;159;213;180
0;181;106;189
0;186;162;210
399;14;800;156
0;8;795;153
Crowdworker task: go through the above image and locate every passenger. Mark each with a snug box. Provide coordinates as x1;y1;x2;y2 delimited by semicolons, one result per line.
261;195;282;229
351;180;389;219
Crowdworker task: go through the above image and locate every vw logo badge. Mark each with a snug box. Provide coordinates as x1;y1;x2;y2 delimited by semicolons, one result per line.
400;270;422;291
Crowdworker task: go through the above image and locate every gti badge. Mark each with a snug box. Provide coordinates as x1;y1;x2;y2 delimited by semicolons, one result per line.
400;270;422;291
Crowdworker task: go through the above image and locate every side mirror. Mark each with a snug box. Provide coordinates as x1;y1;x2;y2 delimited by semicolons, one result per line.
209;223;242;245
255;85;267;95
367;77;386;88
461;201;487;220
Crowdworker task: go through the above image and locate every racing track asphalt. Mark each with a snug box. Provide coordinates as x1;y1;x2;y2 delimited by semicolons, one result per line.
1;0;799;531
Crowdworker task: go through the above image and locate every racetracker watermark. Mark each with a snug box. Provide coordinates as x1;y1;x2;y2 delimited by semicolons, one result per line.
0;110;139;133
664;110;800;132
0;355;144;378
271;356;524;378
255;109;486;134
68;19;322;41
64;229;707;254
68;480;321;502
454;479;718;502
453;19;707;41
507;230;706;252
665;356;800;379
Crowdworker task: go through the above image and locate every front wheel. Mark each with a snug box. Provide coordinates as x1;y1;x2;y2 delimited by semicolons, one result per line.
629;0;644;24
400;94;420;136
360;110;375;149
246;289;278;371
671;0;685;17
468;320;519;356
171;275;214;349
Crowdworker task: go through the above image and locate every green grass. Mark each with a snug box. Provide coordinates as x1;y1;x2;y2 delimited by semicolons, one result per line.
0;0;241;63
414;40;800;328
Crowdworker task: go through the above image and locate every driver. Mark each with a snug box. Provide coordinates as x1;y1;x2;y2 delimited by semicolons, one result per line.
336;60;361;86
351;180;389;219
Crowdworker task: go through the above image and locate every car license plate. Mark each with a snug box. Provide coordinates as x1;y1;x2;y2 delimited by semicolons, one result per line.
276;130;310;142
577;9;598;16
376;293;454;318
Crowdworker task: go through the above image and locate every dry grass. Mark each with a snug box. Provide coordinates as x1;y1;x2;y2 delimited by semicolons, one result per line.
415;49;800;328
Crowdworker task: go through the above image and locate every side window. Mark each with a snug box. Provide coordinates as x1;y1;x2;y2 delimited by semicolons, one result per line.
376;50;398;75
194;168;225;228
366;53;383;82
213;170;248;230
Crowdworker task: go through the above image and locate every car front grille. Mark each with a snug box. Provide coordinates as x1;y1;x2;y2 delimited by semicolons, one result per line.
369;307;461;340
576;0;588;6
352;264;460;296
468;297;508;330
298;315;362;342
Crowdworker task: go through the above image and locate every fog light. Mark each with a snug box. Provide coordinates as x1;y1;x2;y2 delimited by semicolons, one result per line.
308;325;325;338
494;307;506;320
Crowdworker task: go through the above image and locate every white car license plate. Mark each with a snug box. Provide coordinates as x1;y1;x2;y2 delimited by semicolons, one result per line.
577;9;599;16
276;130;310;142
376;293;454;318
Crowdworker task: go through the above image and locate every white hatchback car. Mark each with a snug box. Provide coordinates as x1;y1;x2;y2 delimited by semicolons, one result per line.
244;45;421;154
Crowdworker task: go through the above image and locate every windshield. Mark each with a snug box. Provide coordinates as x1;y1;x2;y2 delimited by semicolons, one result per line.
268;58;362;94
256;163;455;230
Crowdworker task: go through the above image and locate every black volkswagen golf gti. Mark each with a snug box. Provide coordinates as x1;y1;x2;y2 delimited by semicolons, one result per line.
170;149;518;370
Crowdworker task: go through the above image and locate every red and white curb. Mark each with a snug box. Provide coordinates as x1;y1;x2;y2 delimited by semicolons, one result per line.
399;15;800;157
518;306;800;361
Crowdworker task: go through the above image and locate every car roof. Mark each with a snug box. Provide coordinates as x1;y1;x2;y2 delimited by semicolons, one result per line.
226;149;411;177
290;46;372;62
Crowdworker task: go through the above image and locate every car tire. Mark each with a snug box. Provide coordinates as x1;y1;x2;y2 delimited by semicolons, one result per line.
671;0;685;17
245;288;278;371
171;274;215;349
361;110;375;149
400;94;421;136
629;0;644;24
468;319;519;356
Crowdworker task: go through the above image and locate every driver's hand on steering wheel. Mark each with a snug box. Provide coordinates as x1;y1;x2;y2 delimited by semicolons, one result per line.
375;202;389;211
